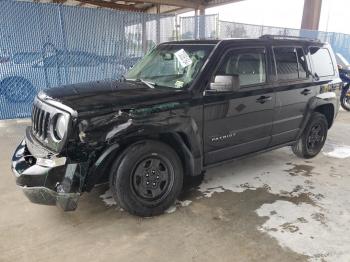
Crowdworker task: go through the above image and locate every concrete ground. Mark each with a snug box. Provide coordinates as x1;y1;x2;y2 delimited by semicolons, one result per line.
1;112;350;262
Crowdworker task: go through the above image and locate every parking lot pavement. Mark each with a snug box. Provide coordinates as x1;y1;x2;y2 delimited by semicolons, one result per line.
1;112;349;262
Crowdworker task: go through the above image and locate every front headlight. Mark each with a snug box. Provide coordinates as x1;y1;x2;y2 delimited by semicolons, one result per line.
54;114;67;140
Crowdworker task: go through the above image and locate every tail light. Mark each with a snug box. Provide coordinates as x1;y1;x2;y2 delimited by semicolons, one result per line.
0;56;10;63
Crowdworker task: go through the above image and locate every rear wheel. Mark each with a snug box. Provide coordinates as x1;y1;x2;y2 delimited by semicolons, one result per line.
109;140;183;217
292;112;328;159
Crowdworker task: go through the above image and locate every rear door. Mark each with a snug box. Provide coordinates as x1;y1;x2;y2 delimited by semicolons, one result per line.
203;46;275;165
271;46;314;146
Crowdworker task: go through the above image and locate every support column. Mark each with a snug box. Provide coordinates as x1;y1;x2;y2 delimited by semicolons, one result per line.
194;9;199;39
156;4;161;44
301;0;322;30
142;18;147;54
194;7;206;39
199;6;205;39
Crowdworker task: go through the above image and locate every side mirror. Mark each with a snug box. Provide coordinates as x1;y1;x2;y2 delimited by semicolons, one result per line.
209;75;240;92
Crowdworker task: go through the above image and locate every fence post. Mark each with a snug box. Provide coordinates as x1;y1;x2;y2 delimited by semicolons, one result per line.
194;10;199;39
156;4;160;44
175;17;180;41
58;4;69;85
216;15;219;39
142;15;147;54
260;25;264;37
198;7;205;39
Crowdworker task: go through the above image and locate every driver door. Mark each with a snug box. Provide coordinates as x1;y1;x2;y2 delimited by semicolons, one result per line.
203;47;275;165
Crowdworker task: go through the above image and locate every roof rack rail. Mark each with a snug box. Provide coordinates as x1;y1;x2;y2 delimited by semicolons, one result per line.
260;34;321;42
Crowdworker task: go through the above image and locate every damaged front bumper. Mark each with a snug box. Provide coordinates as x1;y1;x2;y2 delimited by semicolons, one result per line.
11;129;88;211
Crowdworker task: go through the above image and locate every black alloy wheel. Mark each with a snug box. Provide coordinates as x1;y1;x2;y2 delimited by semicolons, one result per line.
109;140;183;217
306;122;326;155
131;156;174;204
292;112;328;159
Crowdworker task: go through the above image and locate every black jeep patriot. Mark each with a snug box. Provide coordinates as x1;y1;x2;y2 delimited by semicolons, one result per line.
12;35;341;216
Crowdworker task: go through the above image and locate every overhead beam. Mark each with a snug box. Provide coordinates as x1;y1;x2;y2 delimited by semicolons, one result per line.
123;0;205;9
206;0;244;8
146;5;192;14
75;0;143;11
301;0;322;30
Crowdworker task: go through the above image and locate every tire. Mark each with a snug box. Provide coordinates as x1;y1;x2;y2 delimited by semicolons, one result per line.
1;77;35;103
109;140;183;217
292;112;328;159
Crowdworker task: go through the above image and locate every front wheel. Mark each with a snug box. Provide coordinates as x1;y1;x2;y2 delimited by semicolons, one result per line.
109;140;183;217
292;112;328;159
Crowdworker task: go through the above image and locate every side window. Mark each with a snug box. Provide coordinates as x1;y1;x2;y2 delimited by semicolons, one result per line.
274;47;309;81
309;47;335;77
274;47;299;80
215;49;266;87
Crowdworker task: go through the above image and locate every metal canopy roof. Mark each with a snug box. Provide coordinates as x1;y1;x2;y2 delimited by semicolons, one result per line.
23;0;244;13
18;0;323;31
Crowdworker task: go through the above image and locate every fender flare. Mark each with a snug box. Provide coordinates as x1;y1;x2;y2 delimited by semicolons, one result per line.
84;143;120;191
83;131;204;191
297;95;336;139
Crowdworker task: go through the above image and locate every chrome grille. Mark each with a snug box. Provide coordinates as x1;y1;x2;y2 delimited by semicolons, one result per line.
31;95;71;153
32;104;50;140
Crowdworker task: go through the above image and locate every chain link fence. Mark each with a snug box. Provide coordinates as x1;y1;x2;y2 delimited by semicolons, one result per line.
179;17;350;63
0;0;174;119
1;0;350;119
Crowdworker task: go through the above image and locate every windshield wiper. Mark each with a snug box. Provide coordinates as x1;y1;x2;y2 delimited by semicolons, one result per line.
126;78;156;89
139;79;155;89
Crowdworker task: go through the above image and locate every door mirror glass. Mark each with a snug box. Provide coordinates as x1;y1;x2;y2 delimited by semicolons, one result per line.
209;75;240;92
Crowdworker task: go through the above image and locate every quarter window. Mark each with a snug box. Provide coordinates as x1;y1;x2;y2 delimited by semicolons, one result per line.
215;49;266;87
274;47;308;80
309;47;335;77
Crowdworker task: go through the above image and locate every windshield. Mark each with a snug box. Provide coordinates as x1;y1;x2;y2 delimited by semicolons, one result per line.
125;44;214;89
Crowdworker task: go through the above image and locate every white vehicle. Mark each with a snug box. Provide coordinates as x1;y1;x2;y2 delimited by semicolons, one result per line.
0;50;126;103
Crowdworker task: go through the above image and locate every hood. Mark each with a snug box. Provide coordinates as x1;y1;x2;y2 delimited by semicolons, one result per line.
39;80;190;114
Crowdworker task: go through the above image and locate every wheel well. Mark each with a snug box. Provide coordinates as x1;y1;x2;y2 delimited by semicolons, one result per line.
85;132;196;191
158;132;195;177
314;104;335;128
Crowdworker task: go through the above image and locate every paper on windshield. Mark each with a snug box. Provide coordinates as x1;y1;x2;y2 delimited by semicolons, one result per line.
175;49;192;68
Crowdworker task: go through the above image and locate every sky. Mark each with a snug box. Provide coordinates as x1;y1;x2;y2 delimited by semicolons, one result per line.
181;0;350;35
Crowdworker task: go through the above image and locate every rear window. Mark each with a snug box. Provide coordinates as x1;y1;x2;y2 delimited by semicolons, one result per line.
309;47;335;77
274;47;308;81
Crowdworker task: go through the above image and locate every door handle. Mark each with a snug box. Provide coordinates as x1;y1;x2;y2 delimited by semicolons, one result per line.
256;96;272;104
301;89;312;95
